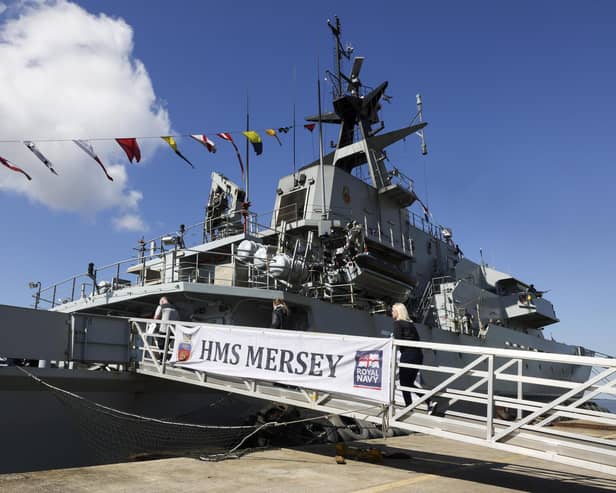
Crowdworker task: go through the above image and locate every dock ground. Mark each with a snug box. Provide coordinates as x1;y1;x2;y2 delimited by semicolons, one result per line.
1;433;614;492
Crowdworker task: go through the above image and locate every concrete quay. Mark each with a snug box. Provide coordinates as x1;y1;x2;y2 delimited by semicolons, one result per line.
1;434;615;493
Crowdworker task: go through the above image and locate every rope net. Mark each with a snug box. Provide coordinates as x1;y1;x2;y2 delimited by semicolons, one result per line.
17;367;384;464
19;368;258;462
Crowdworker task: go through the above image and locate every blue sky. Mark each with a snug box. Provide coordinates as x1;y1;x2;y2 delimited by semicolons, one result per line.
0;1;615;354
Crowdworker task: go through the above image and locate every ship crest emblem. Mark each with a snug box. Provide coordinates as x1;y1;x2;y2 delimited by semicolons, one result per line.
178;332;193;362
342;185;351;204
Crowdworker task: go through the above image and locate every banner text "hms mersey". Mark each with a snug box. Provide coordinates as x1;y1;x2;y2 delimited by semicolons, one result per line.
200;339;343;377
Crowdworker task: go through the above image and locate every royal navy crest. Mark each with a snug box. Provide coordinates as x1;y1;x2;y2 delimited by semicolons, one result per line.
353;350;383;390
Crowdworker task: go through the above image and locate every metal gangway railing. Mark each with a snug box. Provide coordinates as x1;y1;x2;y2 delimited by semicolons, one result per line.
130;317;616;476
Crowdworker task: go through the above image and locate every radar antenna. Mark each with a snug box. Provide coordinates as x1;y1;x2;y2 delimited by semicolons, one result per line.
327;16;352;98
303;17;428;189
416;94;428;155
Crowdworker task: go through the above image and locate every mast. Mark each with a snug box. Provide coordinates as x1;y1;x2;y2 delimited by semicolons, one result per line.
293;67;297;176
245;94;250;201
327;15;351;99
318;61;327;220
303;17;427;190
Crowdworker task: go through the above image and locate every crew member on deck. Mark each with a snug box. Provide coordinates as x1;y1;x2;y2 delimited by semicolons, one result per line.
271;299;289;330
154;296;179;322
151;297;180;357
527;284;541;296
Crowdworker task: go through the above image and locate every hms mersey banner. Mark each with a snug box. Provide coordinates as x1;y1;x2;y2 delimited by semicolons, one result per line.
169;324;393;403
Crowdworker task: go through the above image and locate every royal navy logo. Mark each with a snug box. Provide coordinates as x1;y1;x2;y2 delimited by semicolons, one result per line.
353;350;383;389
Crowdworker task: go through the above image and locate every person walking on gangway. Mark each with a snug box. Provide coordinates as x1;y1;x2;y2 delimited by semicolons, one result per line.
392;302;424;407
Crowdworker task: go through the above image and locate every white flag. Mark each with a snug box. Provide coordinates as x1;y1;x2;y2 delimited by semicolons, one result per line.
73;139;113;181
24;141;58;175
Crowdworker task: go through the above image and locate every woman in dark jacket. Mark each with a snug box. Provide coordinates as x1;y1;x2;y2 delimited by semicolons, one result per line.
392;302;423;406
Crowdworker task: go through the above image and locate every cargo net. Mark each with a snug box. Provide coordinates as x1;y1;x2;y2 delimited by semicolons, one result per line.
17;367;262;462
17;368;383;463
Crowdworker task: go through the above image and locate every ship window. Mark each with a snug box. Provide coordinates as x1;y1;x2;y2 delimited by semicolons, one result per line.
427;240;432;255
276;189;307;226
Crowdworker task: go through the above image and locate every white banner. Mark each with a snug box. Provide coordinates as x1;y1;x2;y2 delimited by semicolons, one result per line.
169;324;393;403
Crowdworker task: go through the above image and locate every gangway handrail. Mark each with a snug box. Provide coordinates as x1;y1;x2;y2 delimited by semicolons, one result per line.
126;318;616;476
395;339;616;367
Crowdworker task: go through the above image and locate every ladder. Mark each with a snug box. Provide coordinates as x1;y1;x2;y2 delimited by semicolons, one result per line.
416;280;435;324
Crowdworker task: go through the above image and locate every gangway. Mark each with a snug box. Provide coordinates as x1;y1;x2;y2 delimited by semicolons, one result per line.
1;304;614;476
129;317;616;477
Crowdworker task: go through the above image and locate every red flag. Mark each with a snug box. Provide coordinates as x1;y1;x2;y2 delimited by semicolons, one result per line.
0;155;32;181
217;132;234;143
304;123;316;132
216;132;244;177
116;138;141;163
190;134;217;153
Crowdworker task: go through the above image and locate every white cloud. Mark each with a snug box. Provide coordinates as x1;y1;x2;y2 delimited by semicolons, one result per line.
111;188;147;231
112;213;147;232
0;3;7;16
0;0;169;219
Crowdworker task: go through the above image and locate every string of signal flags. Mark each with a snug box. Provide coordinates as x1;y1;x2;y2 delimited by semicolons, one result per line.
0;123;319;182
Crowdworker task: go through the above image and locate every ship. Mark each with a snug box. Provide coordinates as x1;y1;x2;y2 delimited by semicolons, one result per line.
1;17;594;473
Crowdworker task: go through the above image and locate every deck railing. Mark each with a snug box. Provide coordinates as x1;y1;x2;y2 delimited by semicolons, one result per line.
32;203;445;309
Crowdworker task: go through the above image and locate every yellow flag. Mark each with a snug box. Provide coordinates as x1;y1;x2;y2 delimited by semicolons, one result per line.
161;136;194;168
265;128;282;146
161;136;178;152
242;131;263;155
242;131;262;144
